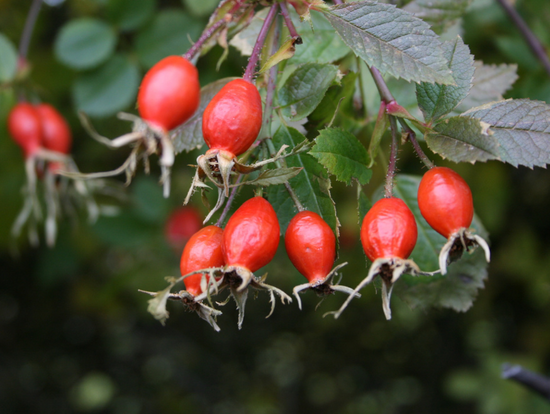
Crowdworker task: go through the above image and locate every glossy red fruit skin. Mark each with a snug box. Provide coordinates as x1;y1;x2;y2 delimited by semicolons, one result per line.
165;206;203;250
202;79;263;158
180;226;224;297
8;102;42;158
137;56;200;133
36;104;72;154
36;104;72;172
222;197;280;273
417;167;474;238
285;211;335;283
361;197;417;262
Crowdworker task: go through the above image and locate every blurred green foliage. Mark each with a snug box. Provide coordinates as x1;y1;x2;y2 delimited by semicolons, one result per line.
1;0;550;413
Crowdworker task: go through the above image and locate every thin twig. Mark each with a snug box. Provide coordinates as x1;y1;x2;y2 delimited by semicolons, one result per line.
495;0;550;77
183;0;245;61
215;175;243;227
397;119;434;169
18;0;42;61
243;4;279;82
369;65;395;104
333;0;344;4
502;363;550;401
279;2;301;42
385;117;399;198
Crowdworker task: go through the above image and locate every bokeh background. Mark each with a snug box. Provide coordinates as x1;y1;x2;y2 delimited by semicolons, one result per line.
1;0;550;413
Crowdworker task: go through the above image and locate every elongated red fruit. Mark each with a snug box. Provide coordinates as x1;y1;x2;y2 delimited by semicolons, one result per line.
36;104;72;154
202;79;263;158
417;167;474;238
180;226;224;296
8;102;42;158
36;104;72;172
137;56;200;132
285;211;335;283
222;197;280;272
361;197;417;261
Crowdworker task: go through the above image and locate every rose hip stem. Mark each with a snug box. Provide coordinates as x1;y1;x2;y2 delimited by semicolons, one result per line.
243;4;279;82
398;118;434;169
18;0;42;62
384;116;398;198
279;2;301;42
183;0;246;61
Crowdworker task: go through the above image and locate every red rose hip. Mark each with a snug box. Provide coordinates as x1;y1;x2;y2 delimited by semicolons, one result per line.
180;225;224;297
417;167;473;238
137;56;200;132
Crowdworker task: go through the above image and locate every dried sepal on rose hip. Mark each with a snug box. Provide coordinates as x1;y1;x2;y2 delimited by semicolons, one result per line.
8;102;97;247
332;197;437;320
76;55;200;197
185;78;262;220
285;211;358;310
219;196;292;329
418;167;491;275
140;225;225;331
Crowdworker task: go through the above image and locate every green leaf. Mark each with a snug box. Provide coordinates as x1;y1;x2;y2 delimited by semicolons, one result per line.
389;175;489;312
416;36;474;122
425;116;500;163
73;54;140;118
106;0;156;32
462;99;550;168
229;8;267;56
310;128;372;185
403;0;473;35
171;77;237;154
259;38;297;74
0;33;18;83
290;10;351;65
453;62;518;114
54;18;117;70
278;63;339;121
182;0;219;17
246;167;303;187
368;102;389;165
308;72;360;129
323;2;454;84
135;10;202;68
267;125;339;235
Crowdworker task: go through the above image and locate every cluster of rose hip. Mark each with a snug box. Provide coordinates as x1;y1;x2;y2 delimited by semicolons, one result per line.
131;53;491;330
7;101;97;247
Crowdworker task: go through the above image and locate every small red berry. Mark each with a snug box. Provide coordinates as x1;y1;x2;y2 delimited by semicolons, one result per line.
361;197;417;262
180;225;224;297
36;104;72;172
285;211;335;284
222;197;280;273
8;102;42;158
137;56;200;133
164;206;203;250
202;79;263;158
417;167;474;238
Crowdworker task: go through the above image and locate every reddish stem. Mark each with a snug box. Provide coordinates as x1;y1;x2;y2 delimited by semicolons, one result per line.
384;117;399;198
333;0;344;4
243;4;279;82
397;119;434;169
279;2;301;42
183;0;245;61
216;174;243;227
